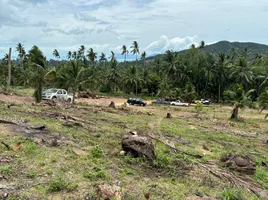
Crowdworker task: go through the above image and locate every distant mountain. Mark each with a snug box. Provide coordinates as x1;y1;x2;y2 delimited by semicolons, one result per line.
146;41;268;61
201;41;268;54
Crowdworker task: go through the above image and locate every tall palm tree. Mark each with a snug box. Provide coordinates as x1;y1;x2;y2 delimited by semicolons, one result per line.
99;53;107;66
224;84;254;119
258;89;268;119
72;51;77;60
106;60;121;93
121;45;128;66
215;53;230;102
57;61;90;102
140;51;147;67
110;51;115;62
163;50;179;77
28;45;47;103
198;41;205;49
123;66;141;94
230;57;253;90
16;43;26;60
130;41;140;65
182;82;196;103
67;51;72;60
52;49;60;60
78;45;85;59
87;48;97;66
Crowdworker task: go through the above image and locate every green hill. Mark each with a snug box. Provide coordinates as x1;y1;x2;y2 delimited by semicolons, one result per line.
147;41;268;60
201;41;268;54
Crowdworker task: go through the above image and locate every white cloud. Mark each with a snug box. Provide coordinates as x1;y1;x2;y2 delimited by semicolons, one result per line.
0;0;267;59
146;35;199;54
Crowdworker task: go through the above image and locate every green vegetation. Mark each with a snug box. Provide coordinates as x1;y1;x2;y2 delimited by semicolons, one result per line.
1;40;268;106
0;41;268;199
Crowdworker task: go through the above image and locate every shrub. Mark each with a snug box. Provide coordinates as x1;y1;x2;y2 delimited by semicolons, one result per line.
219;188;241;200
194;102;203;114
91;146;104;158
48;178;77;192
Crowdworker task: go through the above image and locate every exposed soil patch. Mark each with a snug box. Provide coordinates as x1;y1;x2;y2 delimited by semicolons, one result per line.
0;94;34;105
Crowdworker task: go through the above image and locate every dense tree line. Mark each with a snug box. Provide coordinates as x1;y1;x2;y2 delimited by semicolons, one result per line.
0;41;268;118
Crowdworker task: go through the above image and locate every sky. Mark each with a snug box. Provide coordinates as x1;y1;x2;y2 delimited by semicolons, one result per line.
0;0;267;60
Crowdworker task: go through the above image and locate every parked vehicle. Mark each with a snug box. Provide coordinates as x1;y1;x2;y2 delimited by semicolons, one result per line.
195;99;210;105
170;100;189;106
42;89;73;103
152;99;170;105
127;98;147;106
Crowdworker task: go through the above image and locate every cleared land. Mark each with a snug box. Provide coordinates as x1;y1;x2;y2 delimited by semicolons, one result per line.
0;92;267;200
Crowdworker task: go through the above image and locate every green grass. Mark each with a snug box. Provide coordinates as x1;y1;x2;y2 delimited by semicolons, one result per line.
0;96;266;199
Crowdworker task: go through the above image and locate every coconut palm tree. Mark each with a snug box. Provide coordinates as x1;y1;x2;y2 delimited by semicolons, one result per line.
182;82;196;103
72;51;77;60
258;89;268;119
230;57;253;90
130;41;140;65
214;53;230;102
52;49;60;60
123;66;141;94
16;43;26;60
99;53;107;66
78;45;85;59
110;51;116;62
57;61;90;102
67;51;72;60
163;50;179;77
87;48;97;66
28;45;47;103
140;51;147;67
199;41;205;49
224;84;254;119
106;60;121;93
121;45;128;66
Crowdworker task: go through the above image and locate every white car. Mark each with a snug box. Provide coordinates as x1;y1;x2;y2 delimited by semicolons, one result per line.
170;100;189;106
42;89;73;103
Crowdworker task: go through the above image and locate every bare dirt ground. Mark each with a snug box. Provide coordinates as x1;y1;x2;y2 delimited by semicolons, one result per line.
0;93;34;105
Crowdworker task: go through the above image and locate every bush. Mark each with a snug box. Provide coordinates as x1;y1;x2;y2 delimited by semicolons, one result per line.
194;102;203;114
91;146;104;158
48;178;77;192
219;188;241;200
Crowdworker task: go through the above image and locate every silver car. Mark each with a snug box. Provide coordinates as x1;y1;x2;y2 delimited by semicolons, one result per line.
42;89;73;103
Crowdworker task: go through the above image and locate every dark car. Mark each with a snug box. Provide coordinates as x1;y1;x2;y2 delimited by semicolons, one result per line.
127;98;147;106
152;99;170;105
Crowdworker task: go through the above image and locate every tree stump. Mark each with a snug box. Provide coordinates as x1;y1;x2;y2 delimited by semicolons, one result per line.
109;101;116;109
166;113;172;118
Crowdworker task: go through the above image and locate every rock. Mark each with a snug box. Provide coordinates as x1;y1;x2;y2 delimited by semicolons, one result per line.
97;184;122;200
109;101;116;109
122;133;155;161
119;150;126;155
220;153;256;174
166;113;172;118
202;144;209;151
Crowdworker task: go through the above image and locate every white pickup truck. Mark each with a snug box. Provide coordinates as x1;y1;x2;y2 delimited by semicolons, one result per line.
42;89;73;103
170;100;189;107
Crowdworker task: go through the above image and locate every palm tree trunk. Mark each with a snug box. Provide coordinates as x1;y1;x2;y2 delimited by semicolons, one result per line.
124;54;126;67
7;47;12;89
231;106;239;119
218;84;221;103
72;88;77;103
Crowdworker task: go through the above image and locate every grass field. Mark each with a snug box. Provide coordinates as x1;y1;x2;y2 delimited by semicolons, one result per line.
0;90;267;200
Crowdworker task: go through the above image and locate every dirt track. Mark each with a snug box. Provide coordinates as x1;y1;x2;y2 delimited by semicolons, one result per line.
0;93;152;107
